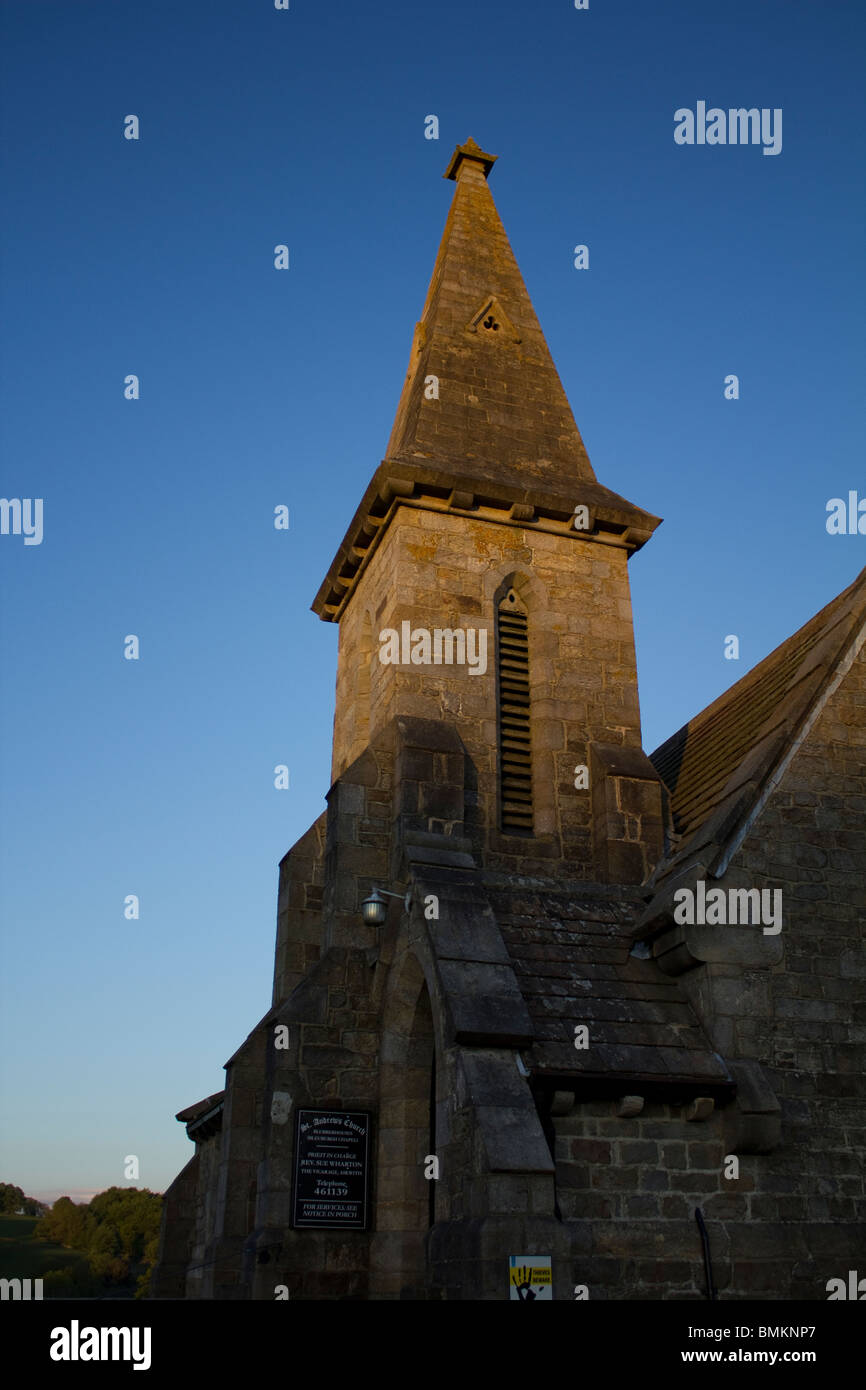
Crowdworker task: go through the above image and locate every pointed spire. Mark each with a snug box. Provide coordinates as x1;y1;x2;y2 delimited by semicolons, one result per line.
313;143;661;621
384;137;596;491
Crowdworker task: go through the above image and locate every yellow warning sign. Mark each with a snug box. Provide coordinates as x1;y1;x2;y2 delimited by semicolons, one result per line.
509;1264;552;1286
509;1256;553;1299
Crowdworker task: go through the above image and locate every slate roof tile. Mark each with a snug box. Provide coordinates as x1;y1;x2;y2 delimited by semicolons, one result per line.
648;566;866;889
486;881;731;1090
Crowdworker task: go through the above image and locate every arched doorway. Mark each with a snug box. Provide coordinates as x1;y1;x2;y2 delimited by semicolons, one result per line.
371;953;436;1298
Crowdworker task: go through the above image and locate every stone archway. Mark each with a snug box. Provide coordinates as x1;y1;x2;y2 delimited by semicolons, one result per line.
370;950;437;1299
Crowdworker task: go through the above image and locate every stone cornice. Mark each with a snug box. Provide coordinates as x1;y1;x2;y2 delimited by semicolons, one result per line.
312;457;662;622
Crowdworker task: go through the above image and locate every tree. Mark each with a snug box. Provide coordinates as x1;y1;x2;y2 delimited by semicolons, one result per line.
35;1187;163;1293
35;1196;87;1248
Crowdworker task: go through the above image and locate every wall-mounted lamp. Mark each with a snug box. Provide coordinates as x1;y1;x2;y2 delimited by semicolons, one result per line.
360;886;411;926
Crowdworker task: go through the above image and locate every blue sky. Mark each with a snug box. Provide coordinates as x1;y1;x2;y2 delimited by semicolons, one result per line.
1;0;863;1202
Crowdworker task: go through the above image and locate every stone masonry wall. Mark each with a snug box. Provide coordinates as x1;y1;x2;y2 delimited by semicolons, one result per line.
184;1135;221;1299
250;743;396;1298
556;1081;862;1299
331;506;660;881
272;814;326;1006
150;1154;199;1298
556;1099;739;1299
717;639;865;1291
253;715;564;1300
620;640;866;1299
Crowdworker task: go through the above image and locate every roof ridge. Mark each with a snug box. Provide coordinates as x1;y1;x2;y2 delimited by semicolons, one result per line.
652;565;866;764
645;565;866;890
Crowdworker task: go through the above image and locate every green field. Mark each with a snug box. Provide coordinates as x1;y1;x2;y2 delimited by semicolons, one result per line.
0;1214;92;1287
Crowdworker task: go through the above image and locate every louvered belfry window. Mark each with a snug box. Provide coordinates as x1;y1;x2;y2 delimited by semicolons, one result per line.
497;588;533;831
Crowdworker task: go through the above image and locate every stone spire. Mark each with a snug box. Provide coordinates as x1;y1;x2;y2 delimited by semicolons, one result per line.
313;141;660;620
384;138;596;491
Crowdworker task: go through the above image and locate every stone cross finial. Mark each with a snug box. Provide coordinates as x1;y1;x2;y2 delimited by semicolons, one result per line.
444;137;498;182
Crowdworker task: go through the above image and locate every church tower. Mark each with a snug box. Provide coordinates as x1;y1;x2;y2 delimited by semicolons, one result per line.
315;138;665;887
154;142;866;1304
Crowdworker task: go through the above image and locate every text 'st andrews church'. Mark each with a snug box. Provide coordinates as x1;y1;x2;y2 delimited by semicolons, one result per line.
152;140;866;1301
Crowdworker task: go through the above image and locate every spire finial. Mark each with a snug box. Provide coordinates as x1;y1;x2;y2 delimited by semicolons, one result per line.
443;137;497;182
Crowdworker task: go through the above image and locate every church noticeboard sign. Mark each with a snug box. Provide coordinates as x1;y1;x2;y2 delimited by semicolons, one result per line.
291;1109;372;1229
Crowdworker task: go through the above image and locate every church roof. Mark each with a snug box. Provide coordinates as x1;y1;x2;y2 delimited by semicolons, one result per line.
642;565;866;917
176;1091;225;1142
486;879;733;1094
313;140;660;620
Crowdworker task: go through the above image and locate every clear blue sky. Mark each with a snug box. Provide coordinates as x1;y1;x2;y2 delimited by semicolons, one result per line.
1;0;863;1203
